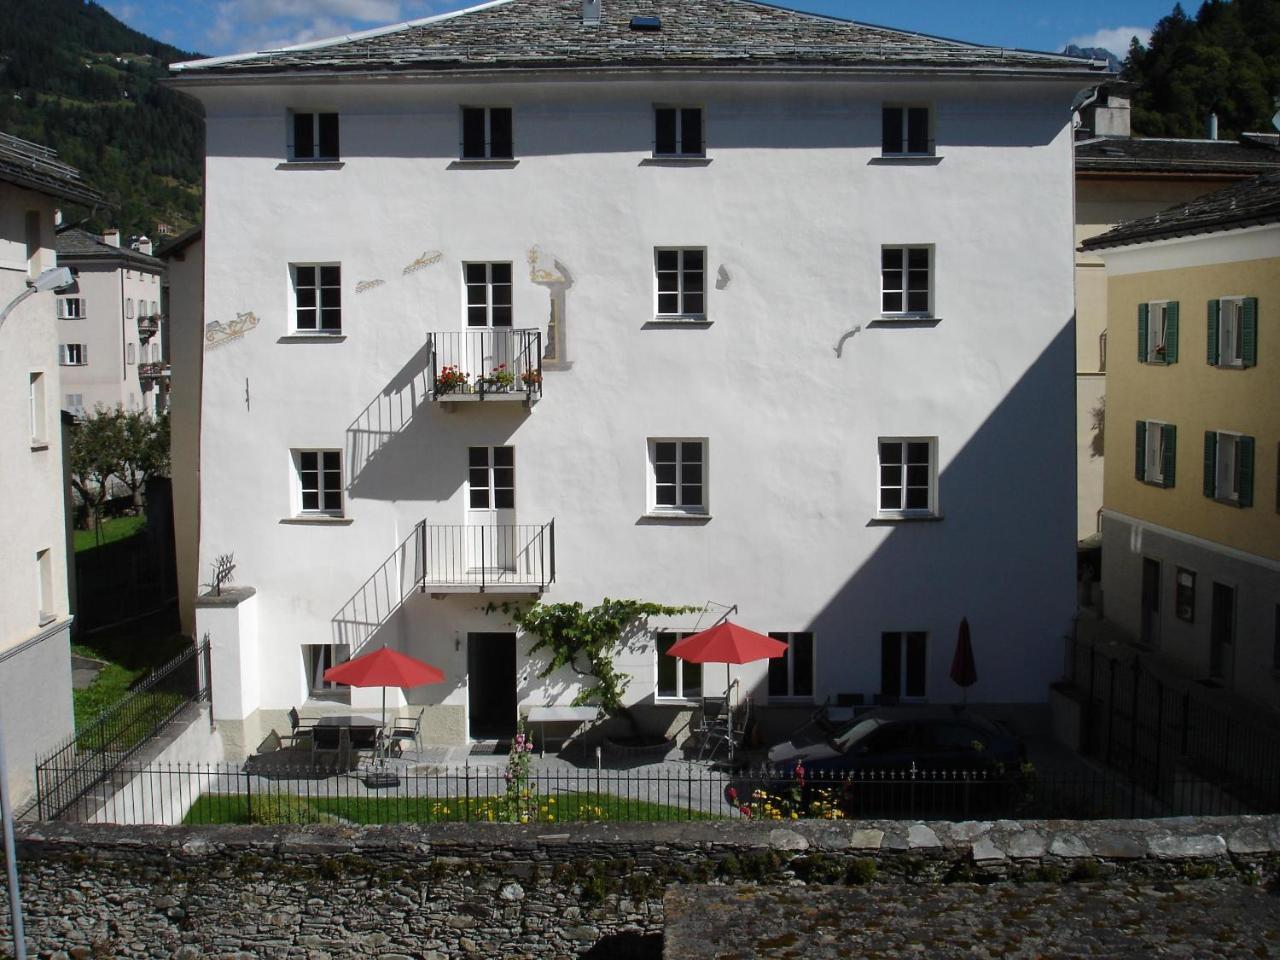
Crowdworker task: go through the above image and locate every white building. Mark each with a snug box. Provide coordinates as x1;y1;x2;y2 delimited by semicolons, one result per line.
54;227;168;418
171;0;1105;750
0;132;103;805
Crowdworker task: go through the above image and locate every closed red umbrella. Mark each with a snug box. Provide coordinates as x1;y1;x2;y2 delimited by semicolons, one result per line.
950;617;978;703
324;645;445;728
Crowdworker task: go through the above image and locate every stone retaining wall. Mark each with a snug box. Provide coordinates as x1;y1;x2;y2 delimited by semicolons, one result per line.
5;816;1280;959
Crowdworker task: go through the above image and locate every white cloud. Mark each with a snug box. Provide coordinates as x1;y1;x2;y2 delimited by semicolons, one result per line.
1067;25;1152;55
207;0;449;54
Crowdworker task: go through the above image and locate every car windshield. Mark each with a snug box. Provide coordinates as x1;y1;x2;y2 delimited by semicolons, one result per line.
830;717;884;753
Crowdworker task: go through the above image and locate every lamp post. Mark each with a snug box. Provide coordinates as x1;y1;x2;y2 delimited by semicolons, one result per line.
0;264;72;960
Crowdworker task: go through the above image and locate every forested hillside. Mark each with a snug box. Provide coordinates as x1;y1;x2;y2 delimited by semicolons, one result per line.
0;0;204;237
1123;0;1280;139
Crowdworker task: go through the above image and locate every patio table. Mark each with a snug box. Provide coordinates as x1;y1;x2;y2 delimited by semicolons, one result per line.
527;705;599;758
310;715;383;751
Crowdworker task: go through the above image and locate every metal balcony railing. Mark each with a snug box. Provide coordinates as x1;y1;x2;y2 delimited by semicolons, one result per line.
416;520;555;593
138;361;170;380
427;329;542;402
137;315;160;339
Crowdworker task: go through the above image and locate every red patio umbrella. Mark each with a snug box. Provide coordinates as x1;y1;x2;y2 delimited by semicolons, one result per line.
323;645;445;728
666;621;789;703
949;617;978;704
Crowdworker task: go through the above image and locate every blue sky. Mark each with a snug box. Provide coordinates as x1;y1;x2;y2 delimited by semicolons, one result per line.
103;0;1176;60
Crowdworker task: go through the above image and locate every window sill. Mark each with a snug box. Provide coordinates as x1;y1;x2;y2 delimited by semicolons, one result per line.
639;512;712;525
1211;497;1247;510
641;156;712;167
277;161;344;170
870;316;941;328
279;515;354;526
278;334;346;343
653;698;704;708
30;440;49;452
37;612;56;628
448;159;519;169
869;513;942;525
870;155;943;165
1212;361;1246;370
646;317;711;328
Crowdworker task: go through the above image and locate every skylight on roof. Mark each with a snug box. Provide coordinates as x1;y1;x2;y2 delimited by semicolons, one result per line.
630;15;661;30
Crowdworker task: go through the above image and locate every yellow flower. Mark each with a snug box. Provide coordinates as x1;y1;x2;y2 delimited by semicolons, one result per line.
547;814;556;822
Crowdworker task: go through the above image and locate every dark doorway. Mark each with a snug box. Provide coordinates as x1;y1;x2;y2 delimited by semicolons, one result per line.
468;632;516;739
1209;582;1235;682
1140;557;1161;648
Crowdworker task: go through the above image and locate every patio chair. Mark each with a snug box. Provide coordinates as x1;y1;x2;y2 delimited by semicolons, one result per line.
387;708;424;756
282;707;317;747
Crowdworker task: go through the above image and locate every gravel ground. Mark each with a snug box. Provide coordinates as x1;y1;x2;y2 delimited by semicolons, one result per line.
665;879;1280;958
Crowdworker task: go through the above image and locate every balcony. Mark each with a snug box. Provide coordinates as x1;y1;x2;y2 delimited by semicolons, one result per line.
428;329;542;405
137;314;161;340
138;361;170;381
415;520;555;594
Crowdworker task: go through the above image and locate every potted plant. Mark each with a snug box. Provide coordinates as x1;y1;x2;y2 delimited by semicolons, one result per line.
435;365;469;395
482;363;516;392
521;368;543;388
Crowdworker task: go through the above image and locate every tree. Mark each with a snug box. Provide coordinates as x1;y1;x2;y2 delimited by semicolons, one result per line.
117;410;170;511
69;408;124;532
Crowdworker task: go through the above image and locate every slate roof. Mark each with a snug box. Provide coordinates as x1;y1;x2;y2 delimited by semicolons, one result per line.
171;0;1106;78
1081;171;1280;250
0;132;104;207
155;224;202;260
1076;136;1280;177
56;227;165;271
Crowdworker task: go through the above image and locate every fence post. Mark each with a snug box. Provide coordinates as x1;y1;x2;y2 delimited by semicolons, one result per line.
245;766;252;823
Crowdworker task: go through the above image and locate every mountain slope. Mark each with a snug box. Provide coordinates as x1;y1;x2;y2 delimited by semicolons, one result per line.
1062;44;1123;73
0;0;204;237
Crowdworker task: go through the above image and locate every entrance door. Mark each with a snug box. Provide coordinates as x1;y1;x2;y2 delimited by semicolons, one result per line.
1209;582;1235;682
467;446;515;571
1140;558;1161;648
468;632;516;739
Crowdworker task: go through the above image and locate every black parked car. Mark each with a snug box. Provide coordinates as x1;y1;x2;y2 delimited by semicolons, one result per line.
726;708;1027;819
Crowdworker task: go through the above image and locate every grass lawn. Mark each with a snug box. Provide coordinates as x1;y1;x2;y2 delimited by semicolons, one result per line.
74;513;146;552
185;790;719;825
71;644;145;731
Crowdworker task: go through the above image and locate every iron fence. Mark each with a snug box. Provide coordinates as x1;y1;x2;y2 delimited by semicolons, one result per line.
428;329;542;401
1068;636;1280;813
33;638;211;821
41;757;1280;826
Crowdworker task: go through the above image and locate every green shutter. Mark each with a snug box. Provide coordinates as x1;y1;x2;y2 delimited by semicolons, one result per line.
1161;424;1177;488
1203;431;1217;498
1207;300;1220;365
1136;421;1147;481
1163;302;1179;363
1238;436;1254;508
1241;297;1258;367
1137;303;1149;363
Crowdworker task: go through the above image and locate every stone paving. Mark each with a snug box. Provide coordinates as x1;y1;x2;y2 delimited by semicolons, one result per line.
665;879;1280;958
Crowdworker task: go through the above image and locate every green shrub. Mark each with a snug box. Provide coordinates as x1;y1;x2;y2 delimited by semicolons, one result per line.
249;795;319;825
846;858;878;885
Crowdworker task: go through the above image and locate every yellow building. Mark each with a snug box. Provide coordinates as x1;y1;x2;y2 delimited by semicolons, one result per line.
1084;172;1280;708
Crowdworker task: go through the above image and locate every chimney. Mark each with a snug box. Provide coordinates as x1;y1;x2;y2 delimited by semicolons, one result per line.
1207;112;1218;140
583;0;600;24
133;235;153;256
102;228;120;247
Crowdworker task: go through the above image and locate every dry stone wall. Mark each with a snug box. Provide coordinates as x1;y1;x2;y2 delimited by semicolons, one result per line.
4;817;1280;959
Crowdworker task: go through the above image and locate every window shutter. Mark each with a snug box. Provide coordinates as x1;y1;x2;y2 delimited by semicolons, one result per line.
1203;431;1217;498
1238;436;1254;508
1207;299;1220;365
1137;303;1149;362
1161;424;1177;488
1135;420;1147;481
57;344;65;364
1241;297;1258;367
82;344;88;364
1163;301;1179;363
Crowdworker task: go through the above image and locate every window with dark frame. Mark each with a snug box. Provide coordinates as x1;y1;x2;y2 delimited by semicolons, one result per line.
58;297;84;319
1204;431;1255;507
656;630;702;700
59;344;87;366
654;106;704;157
1209;297;1258;368
881;631;927;700
767;631;815;699
655;248;705;318
461;107;513;160
468;446;515;510
464;262;513;327
878;438;935;515
291;112;340;161
882;106;931;155
293;264;342;332
1138;301;1178;364
881;247;930;315
298;450;342;514
1136;420;1176;488
1175;568;1195;623
652;439;705;513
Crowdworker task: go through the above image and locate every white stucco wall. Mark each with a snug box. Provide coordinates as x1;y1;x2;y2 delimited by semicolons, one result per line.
0;182;75;803
192;75;1082;739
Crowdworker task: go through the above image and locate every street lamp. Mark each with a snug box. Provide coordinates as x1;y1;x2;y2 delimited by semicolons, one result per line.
0;266;74;333
0;267;66;960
